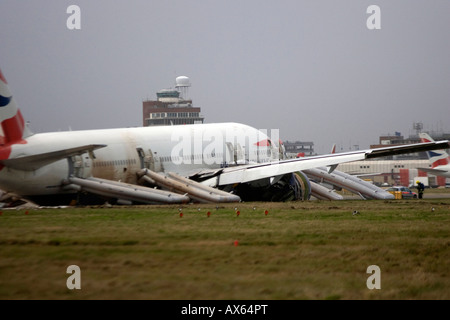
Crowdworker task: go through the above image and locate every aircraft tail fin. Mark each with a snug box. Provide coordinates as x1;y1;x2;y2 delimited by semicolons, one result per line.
419;132;450;168
331;143;336;154
0;68;33;145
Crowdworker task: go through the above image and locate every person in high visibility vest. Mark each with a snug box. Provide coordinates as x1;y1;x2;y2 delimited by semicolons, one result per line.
416;181;425;199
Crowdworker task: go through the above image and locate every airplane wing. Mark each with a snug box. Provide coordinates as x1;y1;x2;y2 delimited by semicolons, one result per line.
197;140;450;187
0;144;107;171
417;167;448;174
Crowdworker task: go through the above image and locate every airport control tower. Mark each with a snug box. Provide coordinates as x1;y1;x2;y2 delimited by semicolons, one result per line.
143;76;204;126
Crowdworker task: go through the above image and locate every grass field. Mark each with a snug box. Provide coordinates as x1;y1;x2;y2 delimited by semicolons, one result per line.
0;197;449;300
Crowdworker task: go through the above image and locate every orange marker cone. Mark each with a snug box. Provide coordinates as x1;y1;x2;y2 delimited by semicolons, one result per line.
265;210;268;215
207;211;211;217
234;240;239;247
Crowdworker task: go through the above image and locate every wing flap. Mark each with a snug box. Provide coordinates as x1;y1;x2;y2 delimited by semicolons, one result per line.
0;144;107;171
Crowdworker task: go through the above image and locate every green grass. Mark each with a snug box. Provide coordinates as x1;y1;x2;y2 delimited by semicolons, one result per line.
0;199;449;300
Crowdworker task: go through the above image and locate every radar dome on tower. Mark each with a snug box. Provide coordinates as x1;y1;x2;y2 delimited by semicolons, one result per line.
175;76;191;99
175;76;191;87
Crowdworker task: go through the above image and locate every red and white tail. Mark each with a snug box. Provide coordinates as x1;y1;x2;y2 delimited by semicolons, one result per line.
0;68;33;145
419;132;450;168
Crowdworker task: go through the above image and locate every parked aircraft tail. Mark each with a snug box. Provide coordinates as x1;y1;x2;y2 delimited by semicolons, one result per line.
0;68;33;145
419;132;450;168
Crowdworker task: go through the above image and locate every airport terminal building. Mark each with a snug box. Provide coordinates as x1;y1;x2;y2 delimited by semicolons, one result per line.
283;141;315;157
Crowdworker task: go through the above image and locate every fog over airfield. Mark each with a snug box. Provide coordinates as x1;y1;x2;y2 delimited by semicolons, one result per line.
1;0;449;154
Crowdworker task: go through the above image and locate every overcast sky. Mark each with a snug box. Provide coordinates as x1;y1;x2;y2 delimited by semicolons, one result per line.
1;0;449;154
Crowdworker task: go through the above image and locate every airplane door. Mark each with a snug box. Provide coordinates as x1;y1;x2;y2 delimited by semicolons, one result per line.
234;143;245;164
224;142;245;166
69;153;93;178
137;147;162;172
223;142;233;167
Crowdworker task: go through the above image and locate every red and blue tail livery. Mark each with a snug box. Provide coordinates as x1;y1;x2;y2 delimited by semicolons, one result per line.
0;69;33;146
418;132;450;178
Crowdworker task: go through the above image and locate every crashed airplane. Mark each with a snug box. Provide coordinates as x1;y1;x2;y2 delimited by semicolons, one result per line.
1;68;449;206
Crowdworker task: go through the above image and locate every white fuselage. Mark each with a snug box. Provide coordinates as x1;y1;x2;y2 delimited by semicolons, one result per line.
0;123;278;196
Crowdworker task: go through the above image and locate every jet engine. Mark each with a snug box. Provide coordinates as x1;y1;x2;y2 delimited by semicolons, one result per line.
225;171;311;202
